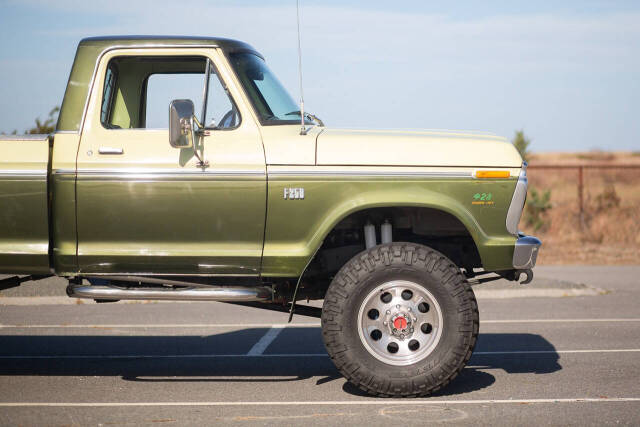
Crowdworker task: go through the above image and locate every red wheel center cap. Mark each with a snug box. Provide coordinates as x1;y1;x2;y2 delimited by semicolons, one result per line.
393;317;407;330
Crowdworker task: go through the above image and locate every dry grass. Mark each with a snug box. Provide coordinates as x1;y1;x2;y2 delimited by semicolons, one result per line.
528;151;640;165
520;152;640;265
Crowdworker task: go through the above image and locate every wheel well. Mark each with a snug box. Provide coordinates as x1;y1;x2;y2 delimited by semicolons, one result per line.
297;207;481;300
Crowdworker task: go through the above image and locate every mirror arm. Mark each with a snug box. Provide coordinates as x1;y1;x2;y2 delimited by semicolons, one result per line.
192;116;210;136
192;115;204;130
191;116;209;168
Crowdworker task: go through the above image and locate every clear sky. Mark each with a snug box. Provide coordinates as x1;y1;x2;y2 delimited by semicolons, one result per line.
1;0;638;151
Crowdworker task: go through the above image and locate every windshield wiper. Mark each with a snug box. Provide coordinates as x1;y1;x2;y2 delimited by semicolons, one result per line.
284;110;325;127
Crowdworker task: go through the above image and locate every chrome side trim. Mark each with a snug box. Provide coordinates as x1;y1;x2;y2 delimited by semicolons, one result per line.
52;169;76;175
513;235;541;269
268;170;472;179
0;134;49;142
0;170;48;180
78;272;259;277
0;170;47;175
54;168;264;178
61;168;468;179
506;164;528;235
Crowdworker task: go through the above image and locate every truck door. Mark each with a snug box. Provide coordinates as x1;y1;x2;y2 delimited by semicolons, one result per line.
76;48;266;276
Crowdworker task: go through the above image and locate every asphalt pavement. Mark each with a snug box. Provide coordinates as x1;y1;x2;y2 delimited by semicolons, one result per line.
0;266;638;426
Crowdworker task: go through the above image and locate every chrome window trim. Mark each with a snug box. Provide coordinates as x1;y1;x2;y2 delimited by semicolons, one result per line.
78;44;221;135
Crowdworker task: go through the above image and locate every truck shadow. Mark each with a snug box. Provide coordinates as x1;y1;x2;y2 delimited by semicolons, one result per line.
0;329;561;396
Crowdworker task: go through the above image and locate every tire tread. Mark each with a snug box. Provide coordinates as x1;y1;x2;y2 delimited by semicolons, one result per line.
321;242;479;397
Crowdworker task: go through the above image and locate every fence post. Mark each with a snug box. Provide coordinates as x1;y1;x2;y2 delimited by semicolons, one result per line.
578;166;584;226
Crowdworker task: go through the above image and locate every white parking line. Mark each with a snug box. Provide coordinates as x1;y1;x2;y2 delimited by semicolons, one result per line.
482;318;640;324
0;354;326;359
474;349;640;355
0;323;318;329
1;318;639;328
0;397;638;407
247;327;284;355
0;348;638;359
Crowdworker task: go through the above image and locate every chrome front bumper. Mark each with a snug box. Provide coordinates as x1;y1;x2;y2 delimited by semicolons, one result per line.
513;235;542;269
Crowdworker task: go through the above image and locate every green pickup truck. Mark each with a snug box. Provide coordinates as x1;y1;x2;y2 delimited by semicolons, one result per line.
0;36;540;397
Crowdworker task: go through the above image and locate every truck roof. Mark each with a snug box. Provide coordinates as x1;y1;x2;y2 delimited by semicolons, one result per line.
79;36;259;55
57;36;261;133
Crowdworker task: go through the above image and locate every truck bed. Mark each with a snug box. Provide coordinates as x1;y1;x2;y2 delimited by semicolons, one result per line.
0;135;50;274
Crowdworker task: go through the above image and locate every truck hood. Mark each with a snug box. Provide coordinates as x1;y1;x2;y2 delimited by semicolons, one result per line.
316;128;523;167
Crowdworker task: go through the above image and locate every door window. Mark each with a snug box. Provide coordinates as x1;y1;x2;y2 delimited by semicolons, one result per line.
100;64;117;126
99;55;238;130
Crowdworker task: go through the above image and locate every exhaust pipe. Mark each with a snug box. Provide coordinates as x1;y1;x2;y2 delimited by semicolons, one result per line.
67;283;272;302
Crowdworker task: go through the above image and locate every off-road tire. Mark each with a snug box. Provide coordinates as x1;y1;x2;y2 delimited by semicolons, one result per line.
321;242;479;397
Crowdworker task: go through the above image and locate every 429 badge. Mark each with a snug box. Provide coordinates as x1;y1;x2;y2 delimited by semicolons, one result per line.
472;192;495;206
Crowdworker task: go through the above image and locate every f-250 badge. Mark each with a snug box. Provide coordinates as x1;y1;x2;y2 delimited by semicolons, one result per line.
283;187;305;200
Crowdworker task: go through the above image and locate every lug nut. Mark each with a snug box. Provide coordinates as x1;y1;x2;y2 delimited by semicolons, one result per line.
400;334;405;339
393;328;397;332
408;307;412;312
386;310;390;314
396;304;400;309
383;321;387;326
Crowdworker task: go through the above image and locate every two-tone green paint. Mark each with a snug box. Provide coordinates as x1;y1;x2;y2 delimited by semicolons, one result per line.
56;36;259;132
50;171;79;274
74;171;266;275
0;174;50;274
0;137;51;274
262;174;517;276
1;36;527;279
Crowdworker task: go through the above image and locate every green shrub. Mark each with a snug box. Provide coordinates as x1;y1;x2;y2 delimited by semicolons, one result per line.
511;130;531;163
524;187;552;231
594;184;621;212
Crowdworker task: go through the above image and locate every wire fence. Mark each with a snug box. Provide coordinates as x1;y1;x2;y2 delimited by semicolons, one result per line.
528;164;640;216
524;164;640;244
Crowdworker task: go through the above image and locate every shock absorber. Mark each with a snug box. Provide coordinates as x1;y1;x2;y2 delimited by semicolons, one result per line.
381;219;393;244
364;222;376;249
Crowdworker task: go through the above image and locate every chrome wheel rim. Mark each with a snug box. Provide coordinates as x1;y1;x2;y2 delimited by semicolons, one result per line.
357;280;444;366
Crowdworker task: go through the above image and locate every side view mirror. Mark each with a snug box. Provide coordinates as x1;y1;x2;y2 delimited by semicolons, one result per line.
169;99;195;148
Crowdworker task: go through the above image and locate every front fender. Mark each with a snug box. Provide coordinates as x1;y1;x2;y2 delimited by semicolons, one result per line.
261;167;518;277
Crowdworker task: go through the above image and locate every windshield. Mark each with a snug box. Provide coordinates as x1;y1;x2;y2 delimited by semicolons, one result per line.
229;52;311;125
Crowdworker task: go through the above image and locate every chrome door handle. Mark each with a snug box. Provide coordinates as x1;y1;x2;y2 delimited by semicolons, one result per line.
98;147;124;155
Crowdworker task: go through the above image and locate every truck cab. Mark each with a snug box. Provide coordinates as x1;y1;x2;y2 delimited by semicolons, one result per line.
0;36;540;397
